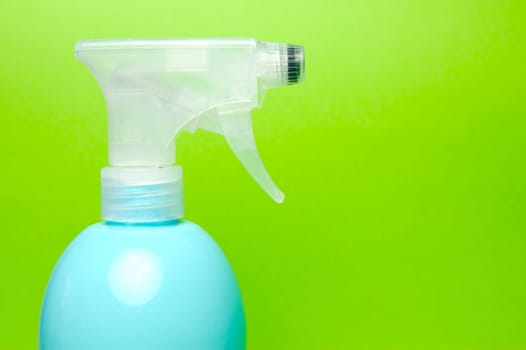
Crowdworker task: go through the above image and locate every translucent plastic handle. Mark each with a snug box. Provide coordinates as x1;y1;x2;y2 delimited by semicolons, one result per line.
220;110;284;203
76;38;304;205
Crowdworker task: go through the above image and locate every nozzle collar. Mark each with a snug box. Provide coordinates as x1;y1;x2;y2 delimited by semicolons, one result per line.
101;166;183;223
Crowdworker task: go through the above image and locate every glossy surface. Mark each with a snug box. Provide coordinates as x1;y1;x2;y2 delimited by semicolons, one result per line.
39;221;245;350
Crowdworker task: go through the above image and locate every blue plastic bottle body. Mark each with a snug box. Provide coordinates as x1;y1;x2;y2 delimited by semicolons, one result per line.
39;220;245;350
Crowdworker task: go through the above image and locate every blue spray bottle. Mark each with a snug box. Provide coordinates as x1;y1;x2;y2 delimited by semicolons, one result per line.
39;39;305;350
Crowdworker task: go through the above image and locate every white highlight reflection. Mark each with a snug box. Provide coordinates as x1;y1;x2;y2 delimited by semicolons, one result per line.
108;248;163;306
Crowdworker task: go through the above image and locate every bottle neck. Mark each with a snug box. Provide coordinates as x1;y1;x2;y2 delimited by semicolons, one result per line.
106;219;180;226
101;166;184;223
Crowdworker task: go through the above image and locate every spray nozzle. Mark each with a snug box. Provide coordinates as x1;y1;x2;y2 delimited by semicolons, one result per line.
76;38;304;220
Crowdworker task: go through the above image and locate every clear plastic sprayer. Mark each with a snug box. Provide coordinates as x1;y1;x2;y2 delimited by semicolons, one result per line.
76;38;305;222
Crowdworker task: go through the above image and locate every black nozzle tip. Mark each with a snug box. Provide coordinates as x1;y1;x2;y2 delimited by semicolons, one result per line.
287;45;304;85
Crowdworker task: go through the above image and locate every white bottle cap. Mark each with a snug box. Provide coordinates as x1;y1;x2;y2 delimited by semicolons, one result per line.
101;166;183;222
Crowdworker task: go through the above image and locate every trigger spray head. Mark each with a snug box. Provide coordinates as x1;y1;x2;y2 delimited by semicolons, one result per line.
76;38;305;222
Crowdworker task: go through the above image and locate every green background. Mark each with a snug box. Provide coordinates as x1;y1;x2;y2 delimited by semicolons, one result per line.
1;0;525;349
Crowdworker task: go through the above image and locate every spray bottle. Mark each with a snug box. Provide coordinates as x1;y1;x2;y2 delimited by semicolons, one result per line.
39;38;305;349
